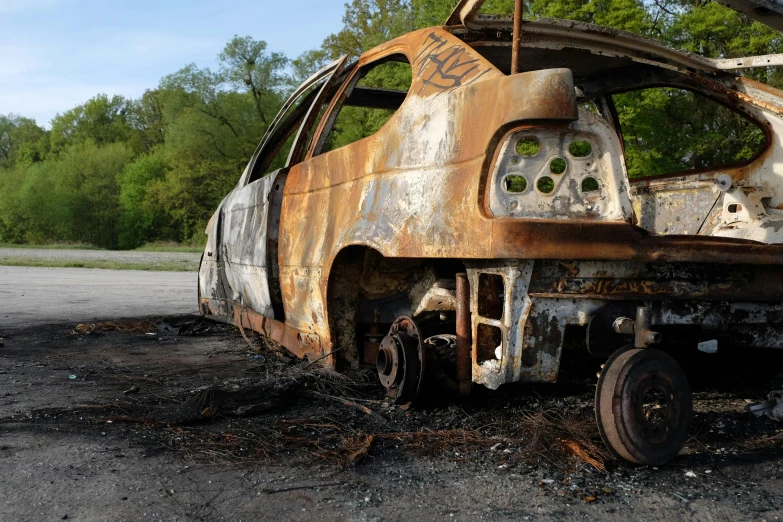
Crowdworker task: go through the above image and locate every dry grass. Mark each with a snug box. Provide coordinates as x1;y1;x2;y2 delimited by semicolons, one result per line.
379;428;498;457
67;351;610;472
137;407;609;472
163;426;278;463
74;319;159;334
509;410;610;472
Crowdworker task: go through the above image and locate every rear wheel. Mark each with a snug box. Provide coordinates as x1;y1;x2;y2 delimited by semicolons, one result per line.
595;347;692;465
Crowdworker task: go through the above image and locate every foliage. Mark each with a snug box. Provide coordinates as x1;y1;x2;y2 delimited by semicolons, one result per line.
49;94;133;153
614;87;766;177
1;0;782;248
117;151;168;249
0;114;49;168
323;60;413;151
321;0;414;59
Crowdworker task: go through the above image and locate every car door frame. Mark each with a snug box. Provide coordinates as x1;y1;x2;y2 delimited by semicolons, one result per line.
218;57;349;320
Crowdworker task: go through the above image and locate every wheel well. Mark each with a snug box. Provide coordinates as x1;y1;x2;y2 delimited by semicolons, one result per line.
326;246;464;369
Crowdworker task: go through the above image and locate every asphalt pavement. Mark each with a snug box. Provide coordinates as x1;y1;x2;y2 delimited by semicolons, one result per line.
0;266;197;329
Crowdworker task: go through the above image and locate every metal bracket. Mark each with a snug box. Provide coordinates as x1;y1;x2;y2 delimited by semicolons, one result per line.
613;306;662;348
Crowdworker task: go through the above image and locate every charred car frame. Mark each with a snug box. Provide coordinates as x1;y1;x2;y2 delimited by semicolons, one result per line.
199;0;783;464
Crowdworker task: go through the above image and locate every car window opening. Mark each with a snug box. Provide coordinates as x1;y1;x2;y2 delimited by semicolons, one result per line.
316;54;412;155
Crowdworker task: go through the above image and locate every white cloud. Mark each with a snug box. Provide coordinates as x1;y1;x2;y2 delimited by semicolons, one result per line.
0;0;63;14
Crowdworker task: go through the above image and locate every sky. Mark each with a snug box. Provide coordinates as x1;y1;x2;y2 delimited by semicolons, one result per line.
0;0;346;126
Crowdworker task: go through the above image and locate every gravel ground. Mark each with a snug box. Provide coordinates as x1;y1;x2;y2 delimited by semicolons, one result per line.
1;314;782;521
0;248;201;265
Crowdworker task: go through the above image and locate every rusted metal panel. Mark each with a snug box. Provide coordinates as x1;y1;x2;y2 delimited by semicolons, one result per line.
455;273;472;395
230;301;321;359
445;0;486;28
527;260;783;301
486;110;634;222
277;28;579;358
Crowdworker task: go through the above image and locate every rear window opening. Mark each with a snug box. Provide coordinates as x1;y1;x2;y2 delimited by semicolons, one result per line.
612;87;767;179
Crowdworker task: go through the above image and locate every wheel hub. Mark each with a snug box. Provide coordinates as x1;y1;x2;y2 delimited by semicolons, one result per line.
376;317;425;406
376;333;408;389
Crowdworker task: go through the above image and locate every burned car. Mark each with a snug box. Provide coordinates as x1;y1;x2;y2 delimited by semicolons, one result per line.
199;0;783;465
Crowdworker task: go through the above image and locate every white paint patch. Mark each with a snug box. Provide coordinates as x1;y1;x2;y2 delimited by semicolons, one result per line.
697;339;718;354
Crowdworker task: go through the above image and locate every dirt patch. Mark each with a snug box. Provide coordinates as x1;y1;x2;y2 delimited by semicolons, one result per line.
2;316;783;520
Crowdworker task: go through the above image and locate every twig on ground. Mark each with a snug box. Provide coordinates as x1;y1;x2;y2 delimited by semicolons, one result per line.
344;434;374;467
302;348;343;369
261;482;345;494
236;322;259;352
303;390;388;423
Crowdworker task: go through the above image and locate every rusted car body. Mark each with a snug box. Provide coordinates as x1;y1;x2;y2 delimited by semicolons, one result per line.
200;0;783;464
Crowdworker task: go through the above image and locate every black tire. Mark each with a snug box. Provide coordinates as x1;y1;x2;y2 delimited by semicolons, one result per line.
595;347;692;465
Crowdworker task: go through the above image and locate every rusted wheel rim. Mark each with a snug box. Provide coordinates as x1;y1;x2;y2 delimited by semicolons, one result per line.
377;316;425;407
595;347;692;465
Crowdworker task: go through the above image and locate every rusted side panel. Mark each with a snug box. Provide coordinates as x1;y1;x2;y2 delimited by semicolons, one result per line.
465;260;607;387
277;28;579;359
200;296;322;359
200;169;285;320
527;260;783;301
489;220;783;263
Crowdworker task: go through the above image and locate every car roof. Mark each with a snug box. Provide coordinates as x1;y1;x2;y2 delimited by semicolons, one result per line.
445;0;783;74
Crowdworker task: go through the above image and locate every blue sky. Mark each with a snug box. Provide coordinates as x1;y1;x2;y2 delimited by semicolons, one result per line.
0;0;346;126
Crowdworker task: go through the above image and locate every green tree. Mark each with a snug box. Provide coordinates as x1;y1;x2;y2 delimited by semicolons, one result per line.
49;94;131;153
321;0;414;59
53;141;134;248
117;151;169;248
126;89;167;154
289;49;330;88
0;161;62;243
220;36;289;123
0;115;48;168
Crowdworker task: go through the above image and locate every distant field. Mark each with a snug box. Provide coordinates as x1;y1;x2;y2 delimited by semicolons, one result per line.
0;242;204;253
0;247;201;272
134;242;204;253
0;243;102;250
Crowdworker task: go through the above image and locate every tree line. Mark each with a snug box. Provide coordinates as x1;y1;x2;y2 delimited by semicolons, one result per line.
0;0;780;249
